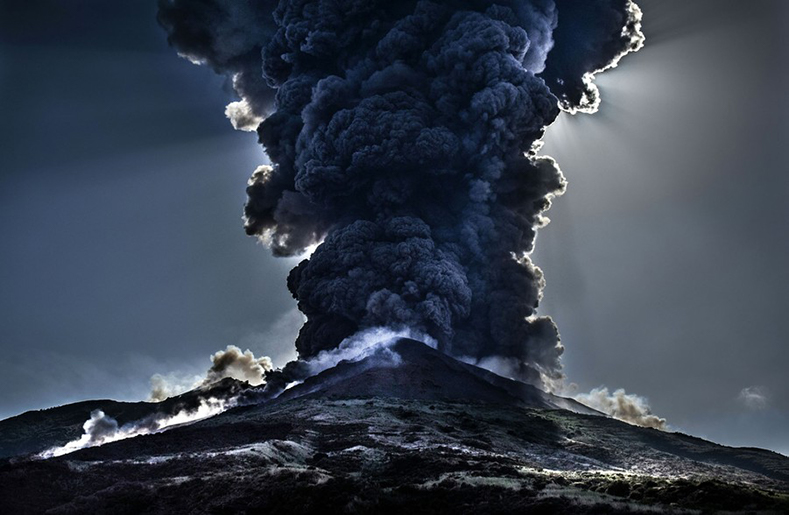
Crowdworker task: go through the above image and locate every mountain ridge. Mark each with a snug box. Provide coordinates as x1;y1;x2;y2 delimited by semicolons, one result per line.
0;338;787;514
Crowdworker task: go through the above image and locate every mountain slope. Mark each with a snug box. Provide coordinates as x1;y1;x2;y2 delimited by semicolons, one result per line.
0;339;787;514
0;378;246;459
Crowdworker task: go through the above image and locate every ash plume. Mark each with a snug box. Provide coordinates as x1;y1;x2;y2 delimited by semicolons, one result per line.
159;0;644;389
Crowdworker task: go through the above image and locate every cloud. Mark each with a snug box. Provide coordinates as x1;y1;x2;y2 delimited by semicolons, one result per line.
738;386;769;410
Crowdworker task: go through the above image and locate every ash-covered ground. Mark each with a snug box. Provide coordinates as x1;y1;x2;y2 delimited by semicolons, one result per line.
1;340;787;514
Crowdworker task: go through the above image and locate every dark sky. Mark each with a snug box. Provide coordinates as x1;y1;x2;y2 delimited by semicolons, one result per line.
1;1;787;455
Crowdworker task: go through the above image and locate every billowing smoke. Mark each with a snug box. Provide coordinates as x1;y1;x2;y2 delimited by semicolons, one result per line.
150;345;273;401
575;387;667;430
159;0;644;390
204;345;273;386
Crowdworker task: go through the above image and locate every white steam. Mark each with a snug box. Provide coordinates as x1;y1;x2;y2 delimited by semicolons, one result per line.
38;397;234;459
304;327;437;377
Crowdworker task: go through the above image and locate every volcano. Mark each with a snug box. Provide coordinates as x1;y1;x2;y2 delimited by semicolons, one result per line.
272;339;597;414
1;339;787;514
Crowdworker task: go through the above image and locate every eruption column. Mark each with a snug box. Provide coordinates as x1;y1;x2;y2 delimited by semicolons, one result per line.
159;0;643;388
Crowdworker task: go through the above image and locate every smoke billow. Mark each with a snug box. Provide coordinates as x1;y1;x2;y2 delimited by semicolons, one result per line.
204;345;273;386
149;345;273;402
575;387;667;430
158;0;644;389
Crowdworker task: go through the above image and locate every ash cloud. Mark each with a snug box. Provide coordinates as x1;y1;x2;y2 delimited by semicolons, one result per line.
159;0;644;391
225;99;264;132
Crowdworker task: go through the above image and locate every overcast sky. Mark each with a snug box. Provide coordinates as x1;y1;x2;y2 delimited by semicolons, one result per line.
1;1;786;455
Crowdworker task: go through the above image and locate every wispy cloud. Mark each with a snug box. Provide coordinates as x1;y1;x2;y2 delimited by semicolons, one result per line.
738;386;768;410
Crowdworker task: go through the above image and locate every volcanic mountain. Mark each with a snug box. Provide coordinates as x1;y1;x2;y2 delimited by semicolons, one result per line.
1;339;787;514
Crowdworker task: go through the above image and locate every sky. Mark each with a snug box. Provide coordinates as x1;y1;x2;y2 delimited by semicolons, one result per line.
1;1;787;455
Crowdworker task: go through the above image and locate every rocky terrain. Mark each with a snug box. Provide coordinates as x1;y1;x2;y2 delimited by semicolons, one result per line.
1;340;787;514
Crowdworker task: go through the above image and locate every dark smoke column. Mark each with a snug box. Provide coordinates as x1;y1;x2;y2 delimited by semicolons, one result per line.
159;0;643;387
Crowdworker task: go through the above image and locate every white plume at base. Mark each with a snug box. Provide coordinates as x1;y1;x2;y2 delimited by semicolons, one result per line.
38;397;234;459
305;327;437;378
